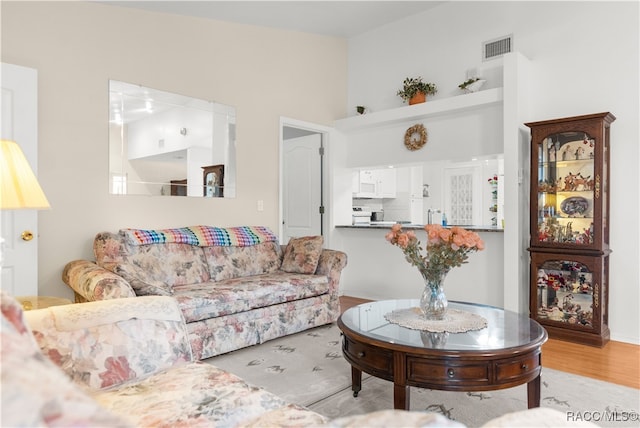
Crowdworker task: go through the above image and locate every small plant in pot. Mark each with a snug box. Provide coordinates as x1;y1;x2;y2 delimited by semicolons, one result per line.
458;77;486;93
397;77;437;105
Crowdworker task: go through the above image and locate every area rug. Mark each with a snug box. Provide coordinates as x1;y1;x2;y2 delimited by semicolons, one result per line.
205;324;640;427
206;323;358;407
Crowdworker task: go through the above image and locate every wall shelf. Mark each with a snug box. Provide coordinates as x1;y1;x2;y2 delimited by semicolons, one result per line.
334;87;503;132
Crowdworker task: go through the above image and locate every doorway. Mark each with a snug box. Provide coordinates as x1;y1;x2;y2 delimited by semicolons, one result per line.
279;118;331;245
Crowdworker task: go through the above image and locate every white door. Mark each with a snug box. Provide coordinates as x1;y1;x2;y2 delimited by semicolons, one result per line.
443;166;482;226
283;134;322;243
1;63;39;296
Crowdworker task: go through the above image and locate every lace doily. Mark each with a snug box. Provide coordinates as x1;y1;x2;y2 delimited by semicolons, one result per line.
384;307;487;333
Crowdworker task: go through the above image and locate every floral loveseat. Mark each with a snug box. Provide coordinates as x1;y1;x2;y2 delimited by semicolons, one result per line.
62;226;347;359
1;291;328;427
1;292;595;428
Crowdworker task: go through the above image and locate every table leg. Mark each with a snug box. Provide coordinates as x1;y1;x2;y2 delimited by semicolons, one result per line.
351;366;362;397
527;374;541;408
393;383;410;410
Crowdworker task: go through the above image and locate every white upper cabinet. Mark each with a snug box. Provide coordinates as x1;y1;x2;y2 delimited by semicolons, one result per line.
352;168;396;198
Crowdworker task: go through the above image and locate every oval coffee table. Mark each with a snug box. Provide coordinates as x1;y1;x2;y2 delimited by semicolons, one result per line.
337;300;548;410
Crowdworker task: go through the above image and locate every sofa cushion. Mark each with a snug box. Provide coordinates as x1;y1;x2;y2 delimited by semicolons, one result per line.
92;362;326;427
0;292;129;427
25;297;193;391
203;241;282;281
108;242;211;296
281;235;324;274
173;271;330;323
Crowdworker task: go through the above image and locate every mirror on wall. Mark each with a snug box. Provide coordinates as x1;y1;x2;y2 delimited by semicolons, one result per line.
109;80;236;197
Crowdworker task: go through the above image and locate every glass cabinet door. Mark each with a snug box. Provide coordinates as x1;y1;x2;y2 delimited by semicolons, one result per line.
533;258;596;330
530;251;610;346
527;112;614;253
536;132;596;246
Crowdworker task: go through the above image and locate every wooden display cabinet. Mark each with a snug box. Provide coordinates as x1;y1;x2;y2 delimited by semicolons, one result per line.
525;112;615;347
170;179;187;196
202;164;224;197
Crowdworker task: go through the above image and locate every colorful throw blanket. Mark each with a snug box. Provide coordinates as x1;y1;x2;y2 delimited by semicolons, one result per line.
120;226;278;247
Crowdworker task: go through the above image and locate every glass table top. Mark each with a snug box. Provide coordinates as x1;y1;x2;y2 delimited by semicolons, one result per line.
339;300;547;352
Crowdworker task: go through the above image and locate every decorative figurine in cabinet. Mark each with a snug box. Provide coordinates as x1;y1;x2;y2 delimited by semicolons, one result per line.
525;112;615;347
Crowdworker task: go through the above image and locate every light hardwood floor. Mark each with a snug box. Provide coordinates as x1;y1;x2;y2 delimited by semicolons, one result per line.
339;296;639;389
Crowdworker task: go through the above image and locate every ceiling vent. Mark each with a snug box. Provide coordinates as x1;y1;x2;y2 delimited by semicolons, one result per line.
482;35;513;61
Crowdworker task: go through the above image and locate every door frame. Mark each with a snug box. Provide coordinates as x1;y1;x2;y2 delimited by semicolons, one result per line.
1;62;40;296
279;117;333;246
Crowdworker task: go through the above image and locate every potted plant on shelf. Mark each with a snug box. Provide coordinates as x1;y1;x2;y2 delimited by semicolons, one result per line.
397;77;437;105
458;77;486;93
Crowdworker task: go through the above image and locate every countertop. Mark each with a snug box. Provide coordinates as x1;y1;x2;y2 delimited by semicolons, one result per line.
337;222;503;233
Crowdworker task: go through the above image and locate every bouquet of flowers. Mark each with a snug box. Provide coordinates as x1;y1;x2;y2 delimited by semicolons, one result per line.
385;224;484;284
488;175;498;185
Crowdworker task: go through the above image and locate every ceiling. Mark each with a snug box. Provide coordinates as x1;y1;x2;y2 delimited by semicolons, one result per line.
98;1;445;38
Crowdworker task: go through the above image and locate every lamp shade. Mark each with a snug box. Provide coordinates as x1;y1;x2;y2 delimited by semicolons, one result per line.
1;139;50;209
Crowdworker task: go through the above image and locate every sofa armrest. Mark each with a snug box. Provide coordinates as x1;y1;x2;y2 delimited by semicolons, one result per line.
24;296;193;391
62;260;136;302
315;249;348;295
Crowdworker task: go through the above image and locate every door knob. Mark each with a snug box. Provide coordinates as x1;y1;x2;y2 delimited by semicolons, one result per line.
21;231;34;241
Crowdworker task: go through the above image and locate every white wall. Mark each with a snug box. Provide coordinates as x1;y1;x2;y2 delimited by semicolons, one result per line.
346;1;639;344
1;2;347;298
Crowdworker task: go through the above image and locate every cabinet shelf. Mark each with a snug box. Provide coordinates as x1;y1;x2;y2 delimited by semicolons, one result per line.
335;88;503;131
540;159;592;168
541;216;594;220
538;191;592;195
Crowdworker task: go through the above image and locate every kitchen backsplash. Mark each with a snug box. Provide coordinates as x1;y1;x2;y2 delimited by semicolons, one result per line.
352;193;446;225
380;191;411;222
352;191;412;223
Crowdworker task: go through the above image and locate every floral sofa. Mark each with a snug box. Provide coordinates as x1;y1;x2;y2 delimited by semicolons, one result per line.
62;226;347;359
1;292;594;428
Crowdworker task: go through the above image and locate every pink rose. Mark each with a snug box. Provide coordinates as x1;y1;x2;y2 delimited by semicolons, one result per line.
453;234;465;247
439;229;452;242
425;224;441;241
397;233;410;248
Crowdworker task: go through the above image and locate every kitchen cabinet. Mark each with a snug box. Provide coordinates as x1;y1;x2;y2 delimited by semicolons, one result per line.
352;168;396;198
352;170;377;198
378;168;397;198
525;112;615;347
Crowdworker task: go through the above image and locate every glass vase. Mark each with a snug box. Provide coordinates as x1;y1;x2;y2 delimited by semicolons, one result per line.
419;270;448;320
